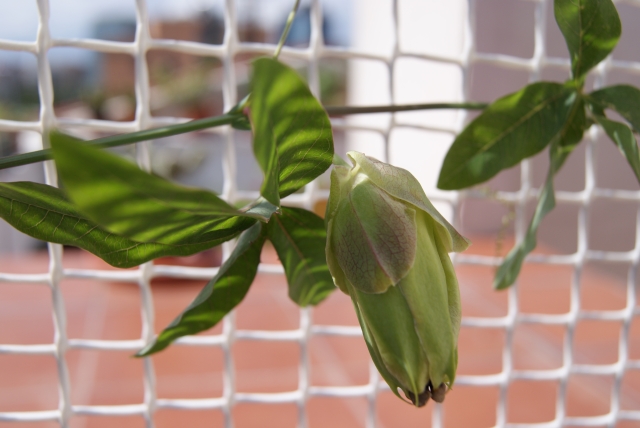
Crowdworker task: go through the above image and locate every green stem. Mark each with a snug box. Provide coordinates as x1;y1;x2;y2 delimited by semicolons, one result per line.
0;102;488;171
273;0;301;59
324;102;488;116
0;113;240;170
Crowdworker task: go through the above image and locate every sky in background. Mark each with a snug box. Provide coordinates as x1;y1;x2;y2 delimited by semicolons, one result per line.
0;0;351;68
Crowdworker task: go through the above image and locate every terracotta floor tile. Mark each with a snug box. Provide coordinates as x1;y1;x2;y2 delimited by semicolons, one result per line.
1;236;640;427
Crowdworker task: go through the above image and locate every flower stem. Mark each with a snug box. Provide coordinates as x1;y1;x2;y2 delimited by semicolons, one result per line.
273;0;301;60
0;102;488;171
0;113;240;170
325;102;488;116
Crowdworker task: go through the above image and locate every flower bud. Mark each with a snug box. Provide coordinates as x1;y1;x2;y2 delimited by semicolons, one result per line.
325;152;470;407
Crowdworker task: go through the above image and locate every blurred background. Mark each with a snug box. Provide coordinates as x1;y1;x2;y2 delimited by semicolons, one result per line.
1;0;640;427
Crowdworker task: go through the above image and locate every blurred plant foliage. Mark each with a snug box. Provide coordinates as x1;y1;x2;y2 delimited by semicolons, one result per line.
439;0;638;289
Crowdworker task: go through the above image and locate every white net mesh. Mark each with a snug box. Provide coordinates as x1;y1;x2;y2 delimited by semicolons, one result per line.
1;0;640;427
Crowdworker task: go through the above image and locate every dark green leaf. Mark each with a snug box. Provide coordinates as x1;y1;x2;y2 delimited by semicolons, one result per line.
137;222;267;356
493;98;590;289
250;58;334;206
559;93;588;151
437;83;576;190
554;0;621;80
593;115;640;184
0;182;237;268
50;132;274;245
267;207;335;306
494;146;569;290
590;85;640;133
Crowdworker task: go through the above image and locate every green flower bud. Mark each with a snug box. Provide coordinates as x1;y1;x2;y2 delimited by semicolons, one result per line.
325;152;470;407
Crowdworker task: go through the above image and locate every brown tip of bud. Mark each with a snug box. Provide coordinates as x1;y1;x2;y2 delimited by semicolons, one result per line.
404;385;431;407
430;382;447;403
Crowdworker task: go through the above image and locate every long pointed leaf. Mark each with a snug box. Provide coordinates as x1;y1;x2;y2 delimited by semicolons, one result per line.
493;96;588;289
50;132;273;245
437;83;575;190
250;58;334;206
589;85;640;133
0;182;240;268
554;0;621;80
266;207;335;306
593;115;640;184
494;147;569;290
137;222;267;356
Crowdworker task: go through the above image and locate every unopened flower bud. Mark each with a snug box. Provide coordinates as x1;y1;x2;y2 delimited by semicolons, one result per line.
325;152;470;407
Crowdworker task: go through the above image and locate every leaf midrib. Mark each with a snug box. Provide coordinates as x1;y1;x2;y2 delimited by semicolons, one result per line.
445;88;568;181
0;193;239;252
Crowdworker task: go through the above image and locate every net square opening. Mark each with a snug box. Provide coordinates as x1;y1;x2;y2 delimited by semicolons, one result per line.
512;323;565;371
0;282;54;345
62;277;142;341
0;50;39;122
233;340;299;393
457;264;509;317
309;335;369;387
588;198;637;253
147;50;224;119
0;2;38;42
67;348;145;406
49;48;136;123
154;345;224;400
0;354;59;412
596;132;640;191
49;0;136;41
517;264;572;315
566;373;614;418
581;261;629;312
444;385;499;428
468;62;530;103
572;319;621;366
457;326;505;376
507;380;557;424
475;0;535;59
149;1;225;45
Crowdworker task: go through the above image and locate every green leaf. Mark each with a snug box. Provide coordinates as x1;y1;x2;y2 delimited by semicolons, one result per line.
266;207;335;306
494;146;569;290
50;132;274;246
437;83;576;190
250;58;334;206
137;222;267;356
493;98;589;290
554;0;621;80
0;182;237;268
593;115;640;184
589;85;640;133
559;93;588;151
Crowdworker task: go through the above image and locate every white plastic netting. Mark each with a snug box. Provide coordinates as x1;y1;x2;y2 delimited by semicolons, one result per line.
1;0;640;427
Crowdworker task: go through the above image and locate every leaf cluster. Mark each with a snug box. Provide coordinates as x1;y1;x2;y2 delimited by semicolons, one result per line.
1;0;639;358
0;58;336;355
437;0;639;289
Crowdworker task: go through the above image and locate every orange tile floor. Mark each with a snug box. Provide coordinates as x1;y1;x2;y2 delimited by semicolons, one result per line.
1;236;639;427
